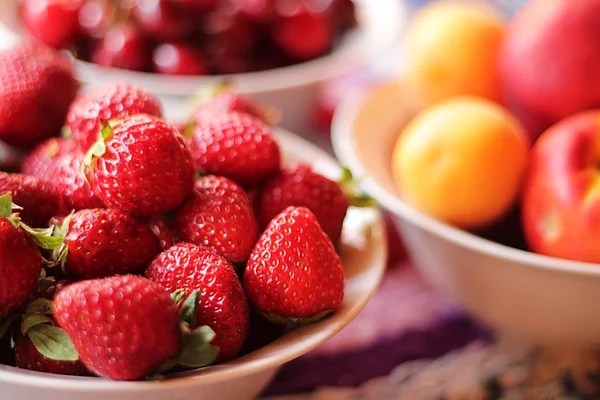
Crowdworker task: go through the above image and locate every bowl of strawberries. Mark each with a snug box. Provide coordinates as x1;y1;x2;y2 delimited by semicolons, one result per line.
0;41;386;400
0;0;407;135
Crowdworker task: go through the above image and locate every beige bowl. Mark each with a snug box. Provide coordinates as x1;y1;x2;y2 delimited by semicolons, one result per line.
0;0;407;136
0;128;387;400
331;82;600;347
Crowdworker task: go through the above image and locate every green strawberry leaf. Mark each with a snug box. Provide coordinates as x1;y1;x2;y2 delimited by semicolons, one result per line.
171;289;187;307
25;298;54;316
0;193;13;219
177;325;219;368
21;314;53;335
20;224;64;250
81;135;107;185
261;310;333;331
179;290;199;328
338;167;377;208
27;324;79;361
182;122;195;140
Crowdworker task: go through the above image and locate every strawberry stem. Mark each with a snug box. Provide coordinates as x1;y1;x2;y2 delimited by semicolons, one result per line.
339;167;377;208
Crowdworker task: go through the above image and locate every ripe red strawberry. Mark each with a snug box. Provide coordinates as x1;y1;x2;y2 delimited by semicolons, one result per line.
146;215;180;251
52;146;105;212
51;208;160;279
0;172;60;227
188;89;270;125
54;275;218;380
189;112;281;187
0;41;78;148
145;243;250;362
66;84;162;151
87;114;195;218
21;138;74;179
243;207;344;325
255;164;349;244
175;175;258;265
14;282;89;376
0;194;43;318
0;142;24;173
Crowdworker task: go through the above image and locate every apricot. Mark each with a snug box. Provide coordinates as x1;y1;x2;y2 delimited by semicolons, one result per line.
403;1;505;107
391;97;529;229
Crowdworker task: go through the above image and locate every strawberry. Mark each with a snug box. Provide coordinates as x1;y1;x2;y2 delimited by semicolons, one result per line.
21;138;74;179
66;84;162;152
0;41;78;148
175;175;258;265
145;243;250;362
54;275;218;381
0;172;60;227
0;194;44;318
52;146;105;212
86;114;196;218
51;208;160;280
255;164;349;244
0;142;24;173
189;112;281;187
146;215;180;251
188;88;271;125
14;281;89;376
243;207;344;326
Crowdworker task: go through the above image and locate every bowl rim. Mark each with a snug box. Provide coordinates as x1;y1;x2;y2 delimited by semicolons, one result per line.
331;84;600;278
0;0;407;96
0;128;387;391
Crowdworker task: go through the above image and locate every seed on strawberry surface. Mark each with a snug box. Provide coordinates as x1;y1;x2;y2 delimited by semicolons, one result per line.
175;175;259;265
50;208;160;280
67;83;162;152
190;112;281;187
244;206;345;327
0;172;60;227
86;114;195;218
0;194;44;319
145;243;250;362
255;163;350;245
0;41;78;148
54;275;218;381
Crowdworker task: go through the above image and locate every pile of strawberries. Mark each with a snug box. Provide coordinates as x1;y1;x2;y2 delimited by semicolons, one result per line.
20;0;357;75
0;40;358;381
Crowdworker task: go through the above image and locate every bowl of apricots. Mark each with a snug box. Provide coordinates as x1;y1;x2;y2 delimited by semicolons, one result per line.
332;0;600;347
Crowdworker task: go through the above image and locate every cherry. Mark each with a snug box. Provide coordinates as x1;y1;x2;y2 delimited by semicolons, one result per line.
21;0;83;48
91;24;150;71
152;42;208;75
78;0;114;38
272;7;334;60
172;0;217;11
132;0;195;41
233;0;276;23
209;42;252;74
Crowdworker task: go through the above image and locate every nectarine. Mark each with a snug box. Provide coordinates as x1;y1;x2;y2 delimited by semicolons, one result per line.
392;97;528;229
403;1;505;107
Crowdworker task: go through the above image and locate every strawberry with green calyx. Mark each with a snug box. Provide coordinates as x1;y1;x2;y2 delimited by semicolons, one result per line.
255;164;375;245
54;275;218;381
243;207;345;328
0;193;56;319
14;294;89;376
83;114;196;218
175;176;259;265
49;208;160;280
145;243;250;362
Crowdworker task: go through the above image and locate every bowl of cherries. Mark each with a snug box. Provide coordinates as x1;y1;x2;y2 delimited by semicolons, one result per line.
0;0;406;134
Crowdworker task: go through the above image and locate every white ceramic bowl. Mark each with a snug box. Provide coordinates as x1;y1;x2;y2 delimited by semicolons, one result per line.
0;0;407;136
332;82;600;348
0;128;387;400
